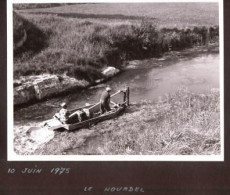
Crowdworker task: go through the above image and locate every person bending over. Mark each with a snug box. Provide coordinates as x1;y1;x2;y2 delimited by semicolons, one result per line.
58;102;70;123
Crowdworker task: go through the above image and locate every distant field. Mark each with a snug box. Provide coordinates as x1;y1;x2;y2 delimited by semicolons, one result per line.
20;3;219;28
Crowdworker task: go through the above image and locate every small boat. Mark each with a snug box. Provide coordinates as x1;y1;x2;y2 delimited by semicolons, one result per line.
43;87;130;131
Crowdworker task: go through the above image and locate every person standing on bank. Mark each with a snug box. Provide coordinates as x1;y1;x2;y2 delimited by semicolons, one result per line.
100;87;112;114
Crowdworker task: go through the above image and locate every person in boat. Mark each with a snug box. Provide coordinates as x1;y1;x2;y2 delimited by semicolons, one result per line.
100;86;112;114
58;102;70;123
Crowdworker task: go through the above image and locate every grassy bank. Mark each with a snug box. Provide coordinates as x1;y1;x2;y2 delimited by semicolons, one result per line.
31;88;220;155
13;6;219;82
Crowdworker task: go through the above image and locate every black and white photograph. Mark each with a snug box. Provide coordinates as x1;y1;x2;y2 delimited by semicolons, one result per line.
8;0;223;160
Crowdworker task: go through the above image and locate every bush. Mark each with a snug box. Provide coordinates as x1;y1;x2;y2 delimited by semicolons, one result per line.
13;12;50;57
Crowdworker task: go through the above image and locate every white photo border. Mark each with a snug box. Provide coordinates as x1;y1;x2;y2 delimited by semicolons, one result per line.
7;0;224;161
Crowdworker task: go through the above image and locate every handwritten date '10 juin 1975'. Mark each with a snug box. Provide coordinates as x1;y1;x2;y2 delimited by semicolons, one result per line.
8;166;70;175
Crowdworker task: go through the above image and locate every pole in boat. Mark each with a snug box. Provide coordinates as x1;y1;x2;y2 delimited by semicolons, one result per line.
126;87;130;106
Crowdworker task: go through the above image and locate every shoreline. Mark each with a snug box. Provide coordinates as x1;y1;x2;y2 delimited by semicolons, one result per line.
14;42;219;108
13;10;219;107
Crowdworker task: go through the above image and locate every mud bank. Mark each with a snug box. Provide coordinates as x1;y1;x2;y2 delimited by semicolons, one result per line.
14;66;120;106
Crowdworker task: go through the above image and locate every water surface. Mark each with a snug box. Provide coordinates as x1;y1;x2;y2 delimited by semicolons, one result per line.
14;49;219;127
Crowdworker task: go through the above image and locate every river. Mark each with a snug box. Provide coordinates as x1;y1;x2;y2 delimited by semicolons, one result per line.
13;45;220;154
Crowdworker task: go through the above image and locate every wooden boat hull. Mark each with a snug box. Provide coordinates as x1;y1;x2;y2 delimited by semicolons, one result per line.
44;104;126;131
43;87;129;131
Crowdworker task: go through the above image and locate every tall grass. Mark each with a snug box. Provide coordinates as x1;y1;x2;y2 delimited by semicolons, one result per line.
14;12;219;82
99;88;220;155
